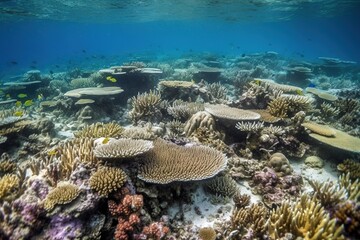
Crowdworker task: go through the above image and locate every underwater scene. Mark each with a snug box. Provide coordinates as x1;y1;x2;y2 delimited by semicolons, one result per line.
1;0;360;239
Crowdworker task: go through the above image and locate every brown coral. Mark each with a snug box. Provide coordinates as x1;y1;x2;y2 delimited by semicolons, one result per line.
43;182;80;211
0;160;17;176
74;122;124;138
337;159;360;181
184;111;216;137
268;152;293;176
93;138;153;159
90;167;127;197
138;138;227;184
128;90;163;124
205;175;238;197
198;227;216;240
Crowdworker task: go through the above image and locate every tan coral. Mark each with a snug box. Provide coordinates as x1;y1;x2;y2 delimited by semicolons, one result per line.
198;227;216;240
93;138;153;159
64;86;123;98
0;160;17;175
204;104;260;121
205;174;238;197
337;159;360;181
43;182;80;211
268;152;293;176
267;97;290;118
74;122;123;138
306;87;338;101
254;78;303;94
158;80;194;88
268;194;344;240
301;122;336;137
184;111;216;137
138;138;227;184
128;90;163;124
251;109;281;123
167;100;204;121
0;174;19;200
89;167;127;197
308;127;360;153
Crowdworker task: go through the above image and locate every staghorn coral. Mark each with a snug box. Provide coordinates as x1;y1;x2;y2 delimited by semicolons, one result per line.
268;194;344;240
337;159;360;181
0;160;17;176
308;180;346;209
138;138;227;184
74;122;124;138
233;192;251;209
89;167;127;197
251;109;281;123
93;138;153;159
267;96;289;118
128;90;163;124
43;182;80;211
167;100;204;121
166;119;185;136
205;174;238;198
334;98;360;116
205;103;260;121
184;111;216;137
206;82;228;103
70;77;97;89
267;95;313;118
338;173;360;201
301;121;337;137
235;121;264;132
320;103;340;120
198;227;216;240
0;174;19;200
231;203;269;238
333;201;360;238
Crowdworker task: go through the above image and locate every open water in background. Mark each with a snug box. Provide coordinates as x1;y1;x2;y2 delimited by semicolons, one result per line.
0;0;360;77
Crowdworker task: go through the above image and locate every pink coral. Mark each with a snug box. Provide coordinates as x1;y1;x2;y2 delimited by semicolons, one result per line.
142;222;170;240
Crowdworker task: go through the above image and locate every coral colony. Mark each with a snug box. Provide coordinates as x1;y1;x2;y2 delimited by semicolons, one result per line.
0;54;359;239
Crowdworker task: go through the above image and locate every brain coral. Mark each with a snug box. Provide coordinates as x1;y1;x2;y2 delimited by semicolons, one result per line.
204;104;260;121
93;138;153;159
44;182;80;211
89;167;127;196
138;138;227;184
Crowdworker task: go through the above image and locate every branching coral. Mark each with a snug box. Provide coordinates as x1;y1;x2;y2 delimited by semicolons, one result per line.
206;82;228;103
128;90;163;124
235;121;264;132
167;100;204;121
205;174;238;198
43;182;80;211
320;103;340;120
337;159;360;181
267;95;313;118
231;203;269;238
333;201;360;238
93;138;153;159
268;194;344;240
89;167;127;197
0;160;17;176
0;174;20;201
138;138;227;184
74;122;124;138
233;192;251;209
308;180;347;209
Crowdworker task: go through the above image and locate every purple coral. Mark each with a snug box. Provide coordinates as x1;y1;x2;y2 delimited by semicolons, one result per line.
44;214;83;240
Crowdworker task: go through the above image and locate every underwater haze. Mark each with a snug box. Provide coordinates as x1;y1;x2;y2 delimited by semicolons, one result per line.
0;0;360;75
1;1;360;240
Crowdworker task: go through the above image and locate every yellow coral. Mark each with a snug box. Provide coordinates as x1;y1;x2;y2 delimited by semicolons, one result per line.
44;182;80;211
302;122;336;137
89;167;127;197
0;160;17;175
0;174;19;200
268;194;344;240
74;122;123;138
198;227;216;240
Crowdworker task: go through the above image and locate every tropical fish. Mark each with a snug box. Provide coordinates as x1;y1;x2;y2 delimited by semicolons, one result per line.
102;137;110;144
37;94;44;101
48;149;57;156
17;93;27;98
15;101;22;107
13;111;24;117
106;76;117;83
308;83;316;88
6;94;11;99
253;79;261;85
295;89;304;95
24;100;33;107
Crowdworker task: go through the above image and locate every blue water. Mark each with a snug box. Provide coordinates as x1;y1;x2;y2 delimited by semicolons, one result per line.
0;1;360;77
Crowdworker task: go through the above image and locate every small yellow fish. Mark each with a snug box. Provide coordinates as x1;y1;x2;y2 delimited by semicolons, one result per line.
48;149;57;156
102;137;110;144
295;89;304;95
253;79;261;85
37;94;44;101
15;101;22;107
13;111;24;117
106;76;117;83
17;93;28;98
24;99;33;107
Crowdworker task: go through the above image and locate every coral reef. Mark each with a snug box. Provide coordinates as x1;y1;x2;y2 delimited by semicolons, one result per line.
268;152;293;176
138;138;227;184
43;182;80;211
337;159;360;180
0;174;20;201
205;174;238;198
198;227;216;240
74;122;124;138
204;103;260;121
93;138;153;159
89;166;127;197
